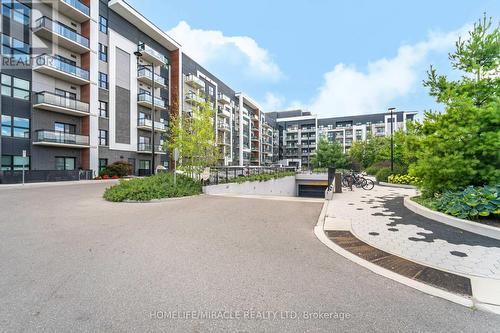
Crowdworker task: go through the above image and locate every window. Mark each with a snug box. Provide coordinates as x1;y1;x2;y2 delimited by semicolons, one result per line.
99;130;108;146
99;15;108;34
55;88;76;100
1;34;30;63
99;43;107;62
1;73;30;100
55;157;75;171
98;101;108;117
54;122;76;134
99;158;108;172
99;72;108;89
208;86;214;96
139;160;150;170
1;0;30;25
1;115;29;138
1;155;29;171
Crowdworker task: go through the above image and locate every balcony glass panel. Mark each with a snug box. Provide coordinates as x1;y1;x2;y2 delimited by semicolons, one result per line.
35;91;89;113
34;54;89;80
62;0;90;16
34;17;89;48
35;130;89;145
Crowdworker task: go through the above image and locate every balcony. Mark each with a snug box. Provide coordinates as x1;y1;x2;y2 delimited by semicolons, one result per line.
217;122;230;132
33;17;90;54
33;91;89;117
218;107;231;118
137;93;167;110
137;143;166;154
185;74;205;89
33;130;89;148
217;93;231;105
185;92;205;105
137;118;167;132
286;127;298;133
137;43;168;65
33;54;89;85
137;67;167;88
39;0;90;23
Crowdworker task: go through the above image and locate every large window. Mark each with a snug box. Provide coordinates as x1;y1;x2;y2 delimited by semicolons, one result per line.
99;72;108;89
139;160;150;170
55;88;76;100
1;34;30;62
98;130;108;146
1;73;30;100
98;101;108;118
99;15;108;34
99;43;107;62
55;157;75;171
1;115;29;138
1;0;30;25
54;122;76;134
1;155;29;171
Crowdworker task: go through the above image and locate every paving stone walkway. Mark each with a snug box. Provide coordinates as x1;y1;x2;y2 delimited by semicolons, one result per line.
327;185;500;279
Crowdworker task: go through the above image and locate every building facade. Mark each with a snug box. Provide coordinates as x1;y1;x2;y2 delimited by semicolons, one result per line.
266;110;417;168
0;0;274;183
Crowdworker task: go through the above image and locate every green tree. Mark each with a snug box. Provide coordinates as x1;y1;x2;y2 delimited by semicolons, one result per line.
411;14;500;196
167;92;221;177
311;138;349;169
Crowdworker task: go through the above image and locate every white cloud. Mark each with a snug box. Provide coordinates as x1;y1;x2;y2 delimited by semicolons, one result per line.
308;26;469;118
168;21;282;82
261;92;284;111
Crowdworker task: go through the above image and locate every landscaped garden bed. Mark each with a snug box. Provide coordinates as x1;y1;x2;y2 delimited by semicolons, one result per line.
411;185;499;224
103;173;203;202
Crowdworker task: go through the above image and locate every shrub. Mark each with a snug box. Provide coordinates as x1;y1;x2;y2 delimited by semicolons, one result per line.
433;185;500;220
365;161;406;176
233;171;295;184
100;161;132;177
103;173;202;202
388;174;422;186
375;168;393;182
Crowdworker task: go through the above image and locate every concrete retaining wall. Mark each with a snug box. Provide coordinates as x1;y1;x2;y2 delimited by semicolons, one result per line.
203;176;297;197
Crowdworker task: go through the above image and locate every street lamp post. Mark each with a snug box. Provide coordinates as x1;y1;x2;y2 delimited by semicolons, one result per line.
388;107;396;173
135;51;155;175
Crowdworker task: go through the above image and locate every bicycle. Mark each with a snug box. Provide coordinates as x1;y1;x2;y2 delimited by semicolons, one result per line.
342;171;374;190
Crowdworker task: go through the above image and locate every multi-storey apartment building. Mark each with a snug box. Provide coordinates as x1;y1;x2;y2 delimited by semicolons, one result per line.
265;110;318;168
265;109;417;168
0;0;273;183
318;111;417;153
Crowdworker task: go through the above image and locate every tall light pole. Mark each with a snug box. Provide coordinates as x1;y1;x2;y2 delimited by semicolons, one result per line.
388;107;395;172
135;50;155;175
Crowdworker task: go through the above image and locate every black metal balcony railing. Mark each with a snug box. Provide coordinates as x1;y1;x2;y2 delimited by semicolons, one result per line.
34;130;89;145
34;16;89;48
63;0;90;16
34;54;90;80
34;91;89;113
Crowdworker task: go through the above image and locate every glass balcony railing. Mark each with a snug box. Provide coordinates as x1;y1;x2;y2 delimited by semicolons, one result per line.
138;143;165;153
34;130;89;146
34;91;89;113
137;67;167;86
137;93;166;109
62;0;90;16
34;54;90;80
34;17;89;48
137;43;168;64
137;118;166;131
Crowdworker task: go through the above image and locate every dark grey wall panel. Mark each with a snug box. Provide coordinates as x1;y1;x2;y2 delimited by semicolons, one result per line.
115;86;130;144
31;146;81;170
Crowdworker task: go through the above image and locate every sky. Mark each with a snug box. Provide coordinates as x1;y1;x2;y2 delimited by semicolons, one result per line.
128;0;499;118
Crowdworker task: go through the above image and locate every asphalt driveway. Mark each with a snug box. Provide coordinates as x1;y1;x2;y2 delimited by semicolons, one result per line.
0;182;499;332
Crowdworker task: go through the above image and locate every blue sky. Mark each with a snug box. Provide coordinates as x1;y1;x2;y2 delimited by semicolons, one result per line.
129;0;499;118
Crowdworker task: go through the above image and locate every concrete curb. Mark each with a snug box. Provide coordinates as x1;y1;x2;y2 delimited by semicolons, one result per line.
314;200;478;311
404;196;500;241
378;181;418;189
0;179;119;189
